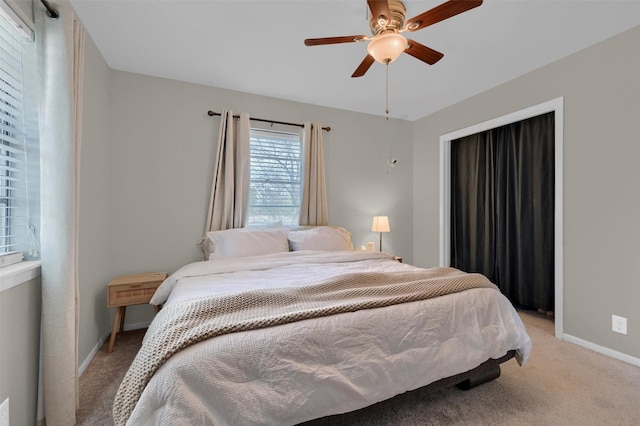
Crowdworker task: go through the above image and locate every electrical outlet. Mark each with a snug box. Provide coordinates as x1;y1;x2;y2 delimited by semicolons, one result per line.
0;397;9;426
612;315;627;335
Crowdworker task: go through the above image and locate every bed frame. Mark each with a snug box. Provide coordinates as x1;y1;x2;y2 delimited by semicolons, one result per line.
440;349;515;390
300;350;516;424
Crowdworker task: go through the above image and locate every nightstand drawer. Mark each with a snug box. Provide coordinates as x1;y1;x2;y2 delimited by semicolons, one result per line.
107;272;167;307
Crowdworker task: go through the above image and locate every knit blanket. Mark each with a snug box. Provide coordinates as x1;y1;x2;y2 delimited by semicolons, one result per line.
113;267;497;425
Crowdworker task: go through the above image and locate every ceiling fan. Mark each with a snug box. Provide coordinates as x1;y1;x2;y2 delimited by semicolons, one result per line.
304;0;483;78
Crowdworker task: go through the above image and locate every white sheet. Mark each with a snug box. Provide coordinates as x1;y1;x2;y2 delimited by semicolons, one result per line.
128;251;531;425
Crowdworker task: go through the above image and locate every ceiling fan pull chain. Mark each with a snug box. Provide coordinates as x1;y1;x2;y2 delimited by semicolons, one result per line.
385;60;390;120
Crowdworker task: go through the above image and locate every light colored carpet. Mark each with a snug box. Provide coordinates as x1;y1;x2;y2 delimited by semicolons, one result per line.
78;329;147;425
78;311;640;425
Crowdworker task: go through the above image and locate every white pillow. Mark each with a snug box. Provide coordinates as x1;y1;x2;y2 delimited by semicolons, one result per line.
207;228;290;260
288;226;352;251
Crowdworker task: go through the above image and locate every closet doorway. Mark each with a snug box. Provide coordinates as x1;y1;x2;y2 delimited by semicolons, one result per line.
439;98;564;338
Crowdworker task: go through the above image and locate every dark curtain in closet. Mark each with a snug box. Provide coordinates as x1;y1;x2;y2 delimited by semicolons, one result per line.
450;112;555;312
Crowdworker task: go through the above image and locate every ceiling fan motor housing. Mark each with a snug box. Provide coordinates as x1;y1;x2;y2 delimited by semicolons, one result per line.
369;0;406;35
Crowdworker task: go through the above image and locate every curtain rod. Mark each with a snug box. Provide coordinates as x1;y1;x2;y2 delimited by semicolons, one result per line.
40;0;59;19
207;110;330;132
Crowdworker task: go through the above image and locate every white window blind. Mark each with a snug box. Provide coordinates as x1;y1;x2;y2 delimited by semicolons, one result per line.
248;129;302;226
0;9;37;259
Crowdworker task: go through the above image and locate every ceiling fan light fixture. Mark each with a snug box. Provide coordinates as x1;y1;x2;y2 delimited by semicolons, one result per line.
367;32;407;64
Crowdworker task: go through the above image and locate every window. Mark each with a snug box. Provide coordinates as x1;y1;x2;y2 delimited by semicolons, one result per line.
247;129;302;226
0;4;38;264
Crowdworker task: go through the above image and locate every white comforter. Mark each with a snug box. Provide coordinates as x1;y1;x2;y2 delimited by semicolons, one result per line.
127;250;531;425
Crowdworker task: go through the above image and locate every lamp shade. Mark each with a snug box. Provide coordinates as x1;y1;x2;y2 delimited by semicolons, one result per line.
371;216;390;233
367;32;407;64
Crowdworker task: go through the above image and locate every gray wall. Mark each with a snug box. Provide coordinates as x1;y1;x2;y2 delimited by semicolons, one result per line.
106;71;414;327
413;27;640;359
77;51;414;359
0;278;41;426
77;14;639;370
77;33;113;363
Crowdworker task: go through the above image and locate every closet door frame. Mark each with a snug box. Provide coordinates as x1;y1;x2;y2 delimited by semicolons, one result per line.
439;97;564;339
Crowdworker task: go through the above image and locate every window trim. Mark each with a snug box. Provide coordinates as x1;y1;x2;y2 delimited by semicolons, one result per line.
0;259;40;292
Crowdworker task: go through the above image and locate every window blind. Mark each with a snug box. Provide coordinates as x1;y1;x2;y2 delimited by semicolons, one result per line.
248;129;302;226
0;12;33;256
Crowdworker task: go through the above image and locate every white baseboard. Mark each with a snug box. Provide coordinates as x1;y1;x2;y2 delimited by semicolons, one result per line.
78;321;152;376
563;333;640;367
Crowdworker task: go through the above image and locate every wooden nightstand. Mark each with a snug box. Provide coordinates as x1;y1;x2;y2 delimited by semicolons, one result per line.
107;272;167;353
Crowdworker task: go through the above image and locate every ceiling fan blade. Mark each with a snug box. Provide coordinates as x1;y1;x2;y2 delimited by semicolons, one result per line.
351;54;375;78
368;0;391;23
405;0;483;32
304;35;368;46
404;39;444;65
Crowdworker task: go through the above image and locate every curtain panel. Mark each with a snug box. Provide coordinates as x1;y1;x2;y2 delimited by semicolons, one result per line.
36;1;85;424
450;112;555;312
202;109;250;235
298;122;328;226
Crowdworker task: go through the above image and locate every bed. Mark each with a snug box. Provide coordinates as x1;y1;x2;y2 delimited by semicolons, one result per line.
113;226;531;425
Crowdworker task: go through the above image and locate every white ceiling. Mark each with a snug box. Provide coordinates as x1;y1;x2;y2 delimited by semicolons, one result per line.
69;0;640;121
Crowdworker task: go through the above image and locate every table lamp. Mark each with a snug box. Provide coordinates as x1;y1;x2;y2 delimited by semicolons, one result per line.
371;216;390;252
